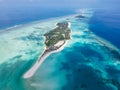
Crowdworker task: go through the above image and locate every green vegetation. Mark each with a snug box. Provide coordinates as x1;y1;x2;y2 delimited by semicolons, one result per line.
44;22;71;47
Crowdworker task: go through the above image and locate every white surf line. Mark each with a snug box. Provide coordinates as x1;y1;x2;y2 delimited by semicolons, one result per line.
94;35;120;52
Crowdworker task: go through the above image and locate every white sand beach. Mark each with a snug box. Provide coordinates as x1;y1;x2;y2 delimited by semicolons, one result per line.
54;41;65;47
23;41;67;78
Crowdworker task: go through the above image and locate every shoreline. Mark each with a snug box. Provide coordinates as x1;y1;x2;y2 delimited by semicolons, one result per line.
23;41;67;79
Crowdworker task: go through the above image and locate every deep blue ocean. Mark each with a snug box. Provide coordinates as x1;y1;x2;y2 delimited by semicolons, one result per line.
0;8;75;30
89;9;120;49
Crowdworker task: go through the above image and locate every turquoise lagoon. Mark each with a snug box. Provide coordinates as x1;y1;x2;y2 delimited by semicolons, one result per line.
0;9;120;90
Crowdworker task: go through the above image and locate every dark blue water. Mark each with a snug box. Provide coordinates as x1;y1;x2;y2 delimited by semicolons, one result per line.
89;9;120;49
0;8;74;30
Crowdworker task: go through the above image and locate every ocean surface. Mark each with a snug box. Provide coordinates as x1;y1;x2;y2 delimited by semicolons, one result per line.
0;8;74;30
89;9;120;49
0;9;120;90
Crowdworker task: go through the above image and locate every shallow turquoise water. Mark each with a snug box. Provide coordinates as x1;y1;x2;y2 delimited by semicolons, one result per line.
0;9;120;90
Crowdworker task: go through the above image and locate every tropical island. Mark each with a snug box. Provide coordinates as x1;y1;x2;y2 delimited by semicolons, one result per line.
23;22;71;78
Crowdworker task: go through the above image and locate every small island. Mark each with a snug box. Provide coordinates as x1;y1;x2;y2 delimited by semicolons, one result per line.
23;22;71;78
75;15;86;18
39;22;71;60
